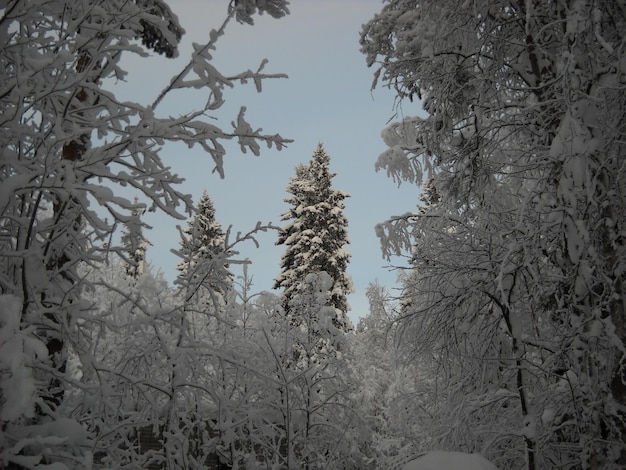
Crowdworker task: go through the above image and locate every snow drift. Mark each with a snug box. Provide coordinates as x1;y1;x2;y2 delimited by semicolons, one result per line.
402;451;498;470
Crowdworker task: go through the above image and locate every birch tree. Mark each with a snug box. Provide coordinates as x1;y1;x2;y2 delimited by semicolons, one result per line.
362;1;626;468
0;0;289;467
266;272;363;470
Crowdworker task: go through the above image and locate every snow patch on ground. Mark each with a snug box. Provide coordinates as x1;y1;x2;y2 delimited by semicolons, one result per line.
403;451;499;470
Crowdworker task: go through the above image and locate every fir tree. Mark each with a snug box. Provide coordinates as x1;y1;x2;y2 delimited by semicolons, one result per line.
176;190;231;307
274;143;353;332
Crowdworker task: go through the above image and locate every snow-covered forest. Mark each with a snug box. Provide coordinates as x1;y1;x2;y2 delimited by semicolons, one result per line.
1;1;625;469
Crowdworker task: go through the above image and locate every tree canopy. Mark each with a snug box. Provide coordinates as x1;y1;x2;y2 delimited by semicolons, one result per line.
0;0;289;467
362;0;626;468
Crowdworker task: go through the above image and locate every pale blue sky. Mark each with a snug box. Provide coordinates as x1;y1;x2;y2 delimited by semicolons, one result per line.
116;1;418;321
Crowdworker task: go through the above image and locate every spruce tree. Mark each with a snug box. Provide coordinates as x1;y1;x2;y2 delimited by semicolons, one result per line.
274;143;353;332
176;190;231;308
271;146;358;466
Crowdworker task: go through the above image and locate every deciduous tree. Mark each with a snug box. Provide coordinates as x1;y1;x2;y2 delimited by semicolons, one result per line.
362;1;626;468
120;198;151;279
0;0;289;467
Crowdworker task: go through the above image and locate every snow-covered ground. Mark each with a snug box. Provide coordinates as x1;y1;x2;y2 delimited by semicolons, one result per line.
403;451;499;470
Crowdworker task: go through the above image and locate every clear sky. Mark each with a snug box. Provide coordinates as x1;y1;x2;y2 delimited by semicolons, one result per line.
115;0;418;323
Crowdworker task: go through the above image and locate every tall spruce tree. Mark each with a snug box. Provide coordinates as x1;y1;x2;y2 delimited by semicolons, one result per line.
274;143;353;333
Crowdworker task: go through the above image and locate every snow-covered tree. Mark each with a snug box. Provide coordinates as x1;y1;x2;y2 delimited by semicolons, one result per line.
265;271;364;470
72;235;298;470
170;223;293;468
272;148;356;466
0;0;289;467
120;198;151;279
177;191;226;276
73;260;186;469
349;281;435;470
274;143;354;335
175;190;231;312
362;1;626;469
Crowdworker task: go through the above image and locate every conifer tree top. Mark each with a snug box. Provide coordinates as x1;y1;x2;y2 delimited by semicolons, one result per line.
274;143;353;332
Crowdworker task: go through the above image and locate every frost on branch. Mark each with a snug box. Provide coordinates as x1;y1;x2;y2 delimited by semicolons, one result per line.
362;0;626;467
136;0;185;58
151;11;291;177
0;295;47;422
374;213;418;260
228;0;290;25
0;0;290;467
377;116;431;186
